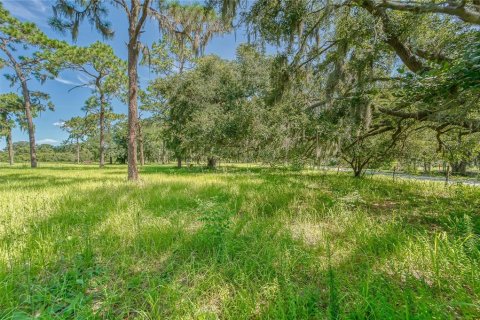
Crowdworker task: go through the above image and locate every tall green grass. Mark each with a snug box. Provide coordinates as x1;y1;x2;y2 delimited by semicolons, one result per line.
0;163;478;319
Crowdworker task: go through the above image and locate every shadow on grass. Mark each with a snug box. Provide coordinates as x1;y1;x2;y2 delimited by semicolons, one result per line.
1;167;479;318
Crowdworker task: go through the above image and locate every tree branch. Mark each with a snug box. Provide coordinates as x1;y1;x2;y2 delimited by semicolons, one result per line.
377;0;480;25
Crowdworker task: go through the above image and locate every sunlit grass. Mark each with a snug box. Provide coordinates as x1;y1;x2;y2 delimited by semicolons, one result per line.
0;163;479;318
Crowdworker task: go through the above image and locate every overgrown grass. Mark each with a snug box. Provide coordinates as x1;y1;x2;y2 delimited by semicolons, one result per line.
0;163;479;319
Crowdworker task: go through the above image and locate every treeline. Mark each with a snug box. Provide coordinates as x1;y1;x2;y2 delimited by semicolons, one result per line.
1;1;480;177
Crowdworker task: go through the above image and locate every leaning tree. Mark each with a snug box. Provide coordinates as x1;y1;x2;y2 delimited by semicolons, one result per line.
0;3;63;168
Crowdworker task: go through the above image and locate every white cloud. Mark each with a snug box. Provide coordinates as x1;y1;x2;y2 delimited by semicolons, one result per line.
3;0;48;26
55;75;94;90
77;74;90;83
37;138;59;145
53;121;65;127
76;74;95;89
31;0;48;12
54;77;81;86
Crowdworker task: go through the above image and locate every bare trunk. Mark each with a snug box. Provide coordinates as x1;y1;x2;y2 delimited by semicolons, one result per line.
351;158;364;178
451;161;467;175
138;119;145;166
177;156;182;168
125;0;150;180
423;161;431;174
207;157;217;169
99;92;106;168
6;128;13;165
23;86;37;168
353;168;362;178
76;137;80;164
139;140;145;165
1;43;37;168
161;140;166;164
127;32;140;180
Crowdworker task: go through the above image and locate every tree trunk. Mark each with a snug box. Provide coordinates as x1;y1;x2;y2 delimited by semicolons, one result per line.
2;45;37;168
451;161;467;175
76;137;80;164
6;128;13;165
138;119;145;166
161;140;166;164
177;156;182;168
350;158;364;178
353;168;362;177
207;157;217;169
23;83;37;168
127;31;140;180
423;161;431;174
99;92;106;168
139;139;145;166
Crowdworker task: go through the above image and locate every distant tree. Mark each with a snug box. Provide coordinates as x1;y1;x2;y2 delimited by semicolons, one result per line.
0;93;23;165
57;42;127;167
61;116;94;164
83;96;125;163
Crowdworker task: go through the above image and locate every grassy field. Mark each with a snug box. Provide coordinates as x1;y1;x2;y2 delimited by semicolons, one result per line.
0;164;479;319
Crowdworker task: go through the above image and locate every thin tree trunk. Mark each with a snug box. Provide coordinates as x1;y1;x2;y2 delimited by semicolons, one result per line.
127;33;140;180
76;137;80;164
1;43;37;168
207;157;217;169
161;140;166;164
6;128;13;165
177;156;182;168
99;91;106;168
22;82;37;168
138;119;145;166
139;139;145;165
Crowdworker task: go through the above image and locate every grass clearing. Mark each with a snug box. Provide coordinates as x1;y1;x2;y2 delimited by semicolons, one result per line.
0;164;479;319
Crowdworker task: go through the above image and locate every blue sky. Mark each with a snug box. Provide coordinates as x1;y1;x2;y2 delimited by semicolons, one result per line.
0;0;252;149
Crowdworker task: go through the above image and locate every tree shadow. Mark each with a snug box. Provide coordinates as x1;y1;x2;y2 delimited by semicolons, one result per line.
1;167;479;318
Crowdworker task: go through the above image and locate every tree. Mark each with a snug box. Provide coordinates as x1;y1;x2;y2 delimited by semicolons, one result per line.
0;3;63;168
57;42;127;167
0;93;23;165
213;0;479;175
144;2;227;168
51;0;227;179
83;96;125;163
61;116;94;164
149;46;273;168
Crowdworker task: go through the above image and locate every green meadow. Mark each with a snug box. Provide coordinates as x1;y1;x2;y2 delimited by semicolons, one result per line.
0;164;479;319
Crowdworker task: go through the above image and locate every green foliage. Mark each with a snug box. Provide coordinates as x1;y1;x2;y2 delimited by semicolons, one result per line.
0;2;66;82
147;46;270;164
0;93;23;135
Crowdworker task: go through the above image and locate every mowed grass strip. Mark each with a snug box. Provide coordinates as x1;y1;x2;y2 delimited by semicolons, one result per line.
0;164;479;319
